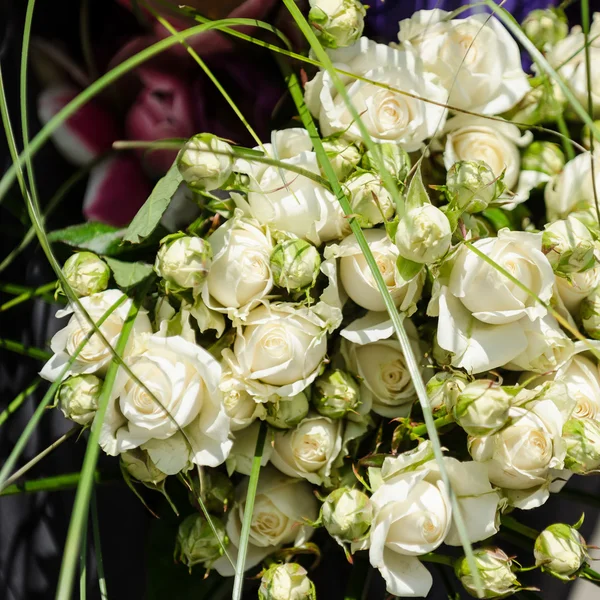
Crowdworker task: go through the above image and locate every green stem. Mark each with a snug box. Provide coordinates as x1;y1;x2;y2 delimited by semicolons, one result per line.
582;566;600;583
91;491;108;599
501;516;538;541
0;281;57;311
80;516;88;600
0;471;104;496
0;379;41;427
411;414;455;438
420;553;456;567
0;338;52;361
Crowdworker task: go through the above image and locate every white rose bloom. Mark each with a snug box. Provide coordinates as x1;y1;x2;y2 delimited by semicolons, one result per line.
40;289;152;382
234;130;347;246
99;333;232;475
547;14;600;117
545;152;600;222
397;9;530;114
369;442;500;597
556;266;600;314
213;468;318;576
341;319;423;417
430;229;555;373
223;303;330;398
226;421;273;476
270;414;343;485
304;37;448;151
202;212;274;322
443;115;532;192
220;368;266;432
468;398;568;509
324;229;424;314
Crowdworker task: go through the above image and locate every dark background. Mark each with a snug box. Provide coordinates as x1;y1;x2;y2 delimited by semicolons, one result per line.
1;1;600;598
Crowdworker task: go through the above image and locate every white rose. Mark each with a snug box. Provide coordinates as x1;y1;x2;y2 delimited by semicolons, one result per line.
534;523;587;578
223;303;329;398
178;133;233;191
226;421;273;476
213;468;318;576
325;229;424;313
556;266;600;314
305;37;448;151
270;414;343;485
99;333;232;475
430;229;555;373
40;289;152;381
341;319;422;417
202;212;274;321
545;152;600;222
58;374;102;425
220;368;266;432
443;115;532;191
259;562;316;600
344;172;395;228
369;442;500;598
397;9;530;114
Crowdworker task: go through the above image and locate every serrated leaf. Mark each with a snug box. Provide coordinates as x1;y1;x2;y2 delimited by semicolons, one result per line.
48;222;125;254
124;162;183;244
405;167;430;212
105;257;154;289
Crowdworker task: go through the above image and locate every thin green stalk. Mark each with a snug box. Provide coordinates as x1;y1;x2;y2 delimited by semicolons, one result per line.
420;553;456;567
1;425;79;490
232;421;267;600
280;3;483;594
0;339;52;361
80;518;88;600
0;471;104;496
79;0;98;81
91;491;108;599
0;281;56;311
500;516;538;541
0;379;41;427
411;414;455;438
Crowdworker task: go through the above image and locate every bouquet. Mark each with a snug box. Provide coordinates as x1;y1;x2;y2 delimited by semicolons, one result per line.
3;0;600;598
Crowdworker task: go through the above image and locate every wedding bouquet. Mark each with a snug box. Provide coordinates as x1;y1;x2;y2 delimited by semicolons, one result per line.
5;0;600;598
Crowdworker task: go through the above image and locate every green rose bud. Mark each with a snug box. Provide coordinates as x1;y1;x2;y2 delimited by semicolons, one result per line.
121;448;167;487
522;9;568;51
322;487;372;542
345;172;395;228
361;143;411;184
504;77;566;126
270;239;321;292
62;252;110;297
426;371;468;412
521;141;565;176
582;121;600;151
534;523;587;579
154;235;212;294
581;287;600;339
322;137;361;181
259;562;316;600
312;368;360;419
454;380;511;437
200;469;235;513
308;0;366;49
178;133;233;191
58;374;102;425
395;205;452;264
265;392;310;429
542;217;596;276
446;160;501;214
175;513;228;569
563;417;600;474
455;547;520;598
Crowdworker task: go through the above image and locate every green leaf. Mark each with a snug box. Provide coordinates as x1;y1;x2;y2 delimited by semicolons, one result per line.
105;257;154;290
405;167;430;212
123;162;182;244
48;222;124;255
482;208;512;232
396;256;423;281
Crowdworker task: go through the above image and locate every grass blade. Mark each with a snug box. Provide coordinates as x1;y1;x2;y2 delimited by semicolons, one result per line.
0;379;41;428
0;281;57;311
80;515;88;600
0;338;51;361
91;490;108;599
0;471;104;496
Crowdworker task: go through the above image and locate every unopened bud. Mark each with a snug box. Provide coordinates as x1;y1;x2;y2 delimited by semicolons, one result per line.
308;0;366;49
522;9;568;51
534;523;587;579
121;448;167;487
58;374;102;425
426;371;468;412
265;392;310;429
361;143;411;184
563;417;600;475
542;217;596;276
312;368;360;419
63;252;110;297
581;287;600;339
446;160;501;213
178;133;233;191
522;141;565;176
322;137;361;181
345;172;395;228
175;513;228;568
322;487;372;542
454;380;511;436
259;562;316;600
270;239;321;292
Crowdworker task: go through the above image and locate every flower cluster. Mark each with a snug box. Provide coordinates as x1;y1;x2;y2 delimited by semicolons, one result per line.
41;4;600;598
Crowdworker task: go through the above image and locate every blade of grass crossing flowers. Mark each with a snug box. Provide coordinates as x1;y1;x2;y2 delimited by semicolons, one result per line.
0;379;41;428
232;421;267;600
0;472;104;497
91;490;108;600
279;2;484;595
80;516;88;600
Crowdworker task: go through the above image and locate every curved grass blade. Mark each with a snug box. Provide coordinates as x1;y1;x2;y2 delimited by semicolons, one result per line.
91;490;108;599
0;471;104;497
0;379;41;428
80;514;88;600
0;281;56;311
0;338;51;361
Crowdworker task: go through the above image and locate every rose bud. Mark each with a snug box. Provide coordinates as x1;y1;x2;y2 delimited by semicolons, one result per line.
521;141;565;177
582;121;600;151
270;239;321;292
312;368;360;420
154;235;212;295
345;172;395;228
556;265;600;314
121;448;167;488
62;252;110;297
265;392;310;430
58;374;102;425
522;8;568;51
395;205;452;264
446;160;501;214
361;143;411;185
321;136;361;181
177;133;234;191
308;0;366;49
453;380;512;437
175;513;228;569
563;417;600;475
455;547;520;598
199;469;235;514
534;523;587;579
581;287;600;339
426;371;468;412
259;562;316;600
542;217;596;276
322;487;373;543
